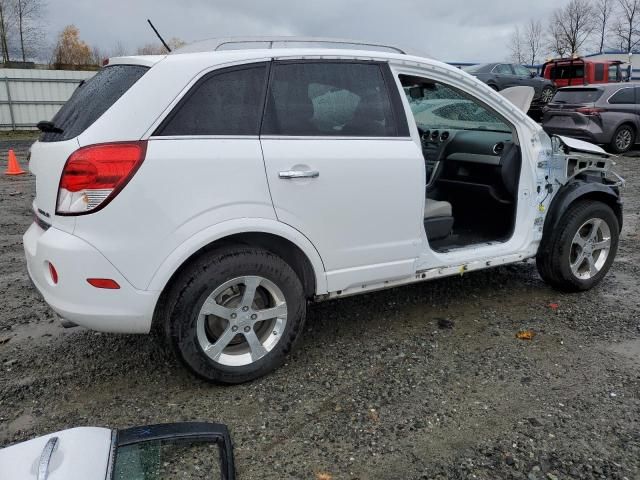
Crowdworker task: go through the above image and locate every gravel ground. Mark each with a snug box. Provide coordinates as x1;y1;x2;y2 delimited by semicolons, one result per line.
1;139;639;480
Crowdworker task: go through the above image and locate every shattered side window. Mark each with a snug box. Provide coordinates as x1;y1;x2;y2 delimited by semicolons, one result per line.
402;79;512;133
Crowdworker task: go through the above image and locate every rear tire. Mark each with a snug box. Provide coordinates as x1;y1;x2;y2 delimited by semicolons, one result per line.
540;86;555;104
163;246;306;384
536;200;619;292
609;124;635;153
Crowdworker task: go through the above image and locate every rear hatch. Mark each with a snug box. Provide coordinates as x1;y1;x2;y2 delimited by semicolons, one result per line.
30;63;150;232
543;87;604;130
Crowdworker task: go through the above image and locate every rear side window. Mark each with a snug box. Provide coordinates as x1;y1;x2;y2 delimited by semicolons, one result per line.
262;62;400;137
41;65;148;142
548;64;585;80
157;64;267;136
609;87;635;104
494;64;513;75
594;64;605;82
552;88;603;104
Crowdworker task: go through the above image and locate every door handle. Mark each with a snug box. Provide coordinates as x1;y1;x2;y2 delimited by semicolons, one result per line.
278;170;320;179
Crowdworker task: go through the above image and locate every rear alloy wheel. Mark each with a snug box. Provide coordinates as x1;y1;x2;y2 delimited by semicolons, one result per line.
540;86;554;103
163;247;306;384
610;124;635;153
536;200;619;292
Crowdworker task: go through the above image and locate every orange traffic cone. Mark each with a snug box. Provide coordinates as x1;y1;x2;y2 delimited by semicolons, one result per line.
5;149;25;176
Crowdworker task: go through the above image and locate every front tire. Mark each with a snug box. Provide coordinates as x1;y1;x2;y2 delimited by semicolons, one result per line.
609;124;635;153
163;246;306;384
536;200;619;292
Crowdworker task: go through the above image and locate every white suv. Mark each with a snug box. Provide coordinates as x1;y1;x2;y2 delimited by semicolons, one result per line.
24;38;624;383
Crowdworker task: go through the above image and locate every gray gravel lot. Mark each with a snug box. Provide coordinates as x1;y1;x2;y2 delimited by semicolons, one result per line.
0;139;639;479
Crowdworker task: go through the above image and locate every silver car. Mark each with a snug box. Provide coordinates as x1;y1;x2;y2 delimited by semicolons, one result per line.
542;83;640;153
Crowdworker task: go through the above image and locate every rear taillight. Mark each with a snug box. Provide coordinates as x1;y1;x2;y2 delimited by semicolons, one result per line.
576;107;606;116
56;141;147;215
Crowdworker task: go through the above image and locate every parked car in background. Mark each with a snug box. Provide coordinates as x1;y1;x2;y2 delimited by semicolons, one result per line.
542;83;640;153
24;37;624;384
542;57;623;88
463;62;555;118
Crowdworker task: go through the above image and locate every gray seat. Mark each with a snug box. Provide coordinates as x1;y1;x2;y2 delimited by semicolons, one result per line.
424;199;452;218
423;199;454;241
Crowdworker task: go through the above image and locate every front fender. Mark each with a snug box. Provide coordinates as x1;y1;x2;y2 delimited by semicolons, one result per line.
146;218;328;294
543;179;623;240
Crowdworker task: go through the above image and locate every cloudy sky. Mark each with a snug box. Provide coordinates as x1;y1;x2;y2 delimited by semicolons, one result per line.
45;0;567;62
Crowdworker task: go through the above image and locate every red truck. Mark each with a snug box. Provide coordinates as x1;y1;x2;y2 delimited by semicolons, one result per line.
542;57;624;87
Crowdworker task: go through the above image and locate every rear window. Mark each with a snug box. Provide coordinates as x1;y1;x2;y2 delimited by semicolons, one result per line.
552;88;603;104
547;64;585;80
40;64;148;142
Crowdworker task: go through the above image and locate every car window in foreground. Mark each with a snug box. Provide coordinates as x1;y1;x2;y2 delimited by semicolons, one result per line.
40;65;149;142
157;64;267;136
113;439;222;479
262;62;397;137
552;88;603;104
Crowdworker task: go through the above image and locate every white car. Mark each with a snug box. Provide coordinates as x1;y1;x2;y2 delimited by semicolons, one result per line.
0;422;235;479
24;37;624;383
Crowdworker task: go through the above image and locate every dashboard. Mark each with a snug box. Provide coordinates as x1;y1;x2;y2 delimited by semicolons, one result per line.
418;128;514;187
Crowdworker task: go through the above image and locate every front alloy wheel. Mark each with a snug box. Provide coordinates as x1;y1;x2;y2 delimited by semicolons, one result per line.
536;200;619;292
611;125;634;153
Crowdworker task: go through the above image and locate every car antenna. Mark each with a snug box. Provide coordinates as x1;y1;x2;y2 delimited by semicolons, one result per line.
147;19;172;52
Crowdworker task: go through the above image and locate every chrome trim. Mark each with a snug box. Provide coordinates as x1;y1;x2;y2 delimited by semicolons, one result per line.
37;437;59;480
279;170;320;179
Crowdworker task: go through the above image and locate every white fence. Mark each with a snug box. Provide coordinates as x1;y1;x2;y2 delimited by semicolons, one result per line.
0;68;96;130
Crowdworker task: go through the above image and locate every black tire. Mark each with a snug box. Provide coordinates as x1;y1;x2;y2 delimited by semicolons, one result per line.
609;124;635;154
540;86;555;104
162;246;306;384
536;200;619;292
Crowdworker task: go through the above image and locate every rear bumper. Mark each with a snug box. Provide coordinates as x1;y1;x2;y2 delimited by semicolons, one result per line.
23;223;158;333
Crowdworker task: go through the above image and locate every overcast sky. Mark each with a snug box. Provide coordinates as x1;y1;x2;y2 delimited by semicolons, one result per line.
45;0;567;62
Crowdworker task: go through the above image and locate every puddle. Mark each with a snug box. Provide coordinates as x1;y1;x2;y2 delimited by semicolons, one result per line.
608;339;640;366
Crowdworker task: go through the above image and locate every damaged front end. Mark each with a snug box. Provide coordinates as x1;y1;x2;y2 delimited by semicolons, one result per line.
551;135;625;187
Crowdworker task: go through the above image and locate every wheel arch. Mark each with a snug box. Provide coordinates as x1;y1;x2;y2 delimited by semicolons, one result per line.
148;220;327;301
542;180;623;249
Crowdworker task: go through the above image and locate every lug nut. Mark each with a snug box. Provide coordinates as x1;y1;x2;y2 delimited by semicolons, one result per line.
244;326;251;333
230;313;237;319
242;306;249;312
232;326;238;332
273;330;278;336
251;314;257;320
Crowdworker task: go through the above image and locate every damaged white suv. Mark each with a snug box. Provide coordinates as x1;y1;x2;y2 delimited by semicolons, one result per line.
24;37;624;383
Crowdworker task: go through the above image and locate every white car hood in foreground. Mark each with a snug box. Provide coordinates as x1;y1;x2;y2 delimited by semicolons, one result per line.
0;427;112;480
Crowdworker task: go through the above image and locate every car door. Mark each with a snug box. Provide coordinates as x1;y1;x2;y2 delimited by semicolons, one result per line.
260;60;424;291
493;64;518;89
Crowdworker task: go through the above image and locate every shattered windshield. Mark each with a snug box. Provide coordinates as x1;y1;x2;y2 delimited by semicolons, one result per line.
403;81;512;133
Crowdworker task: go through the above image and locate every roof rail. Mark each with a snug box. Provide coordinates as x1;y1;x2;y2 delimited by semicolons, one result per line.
173;36;407;55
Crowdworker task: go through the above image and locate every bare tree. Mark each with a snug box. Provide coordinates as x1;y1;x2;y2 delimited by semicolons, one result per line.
594;0;615;53
548;0;595;57
508;26;525;64
13;0;45;62
614;0;640;52
524;19;543;65
0;0;13;63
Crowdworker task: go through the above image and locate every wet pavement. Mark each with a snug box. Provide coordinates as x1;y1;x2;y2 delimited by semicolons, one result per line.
0;139;639;479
